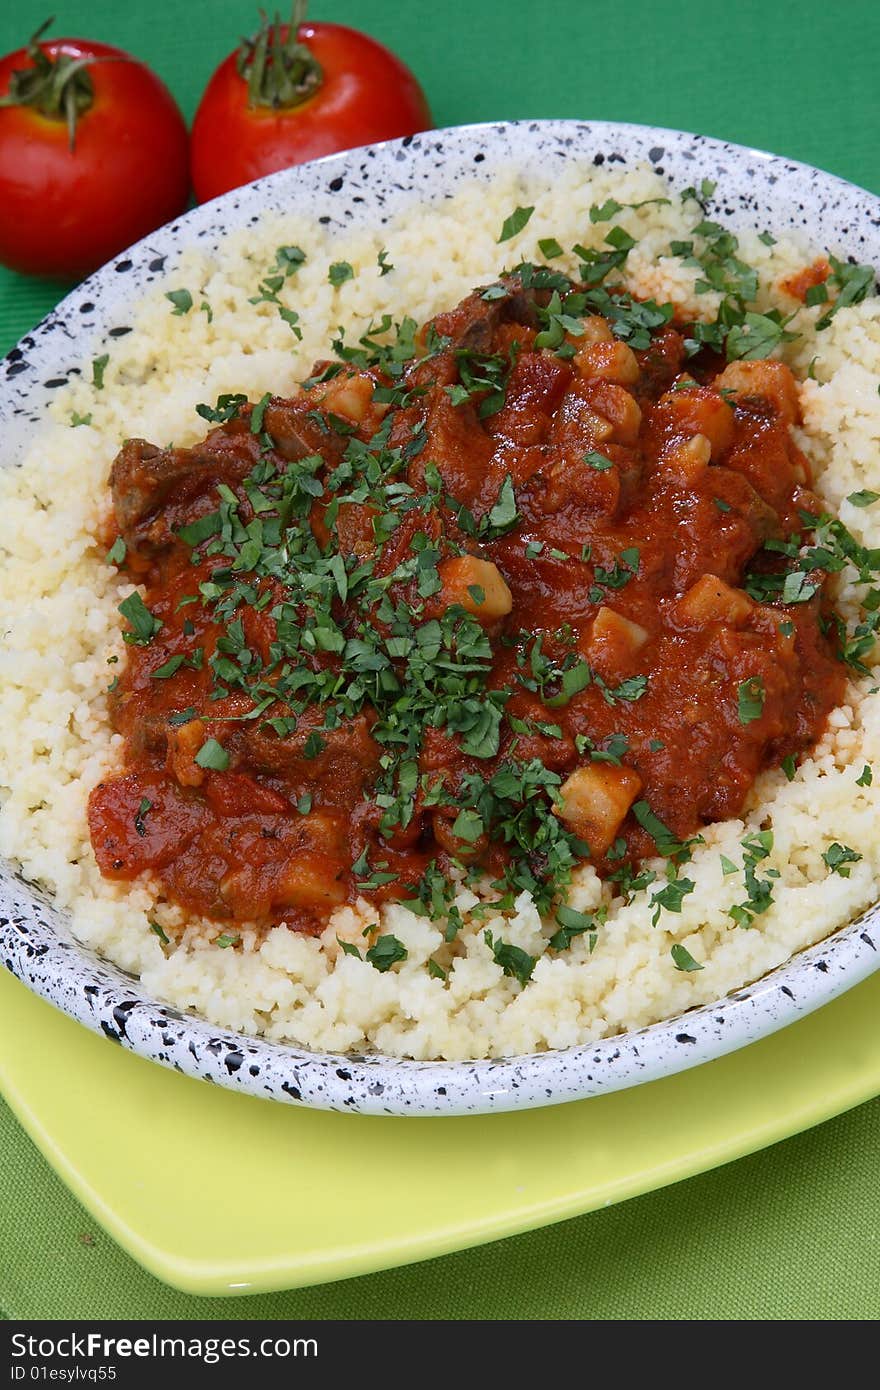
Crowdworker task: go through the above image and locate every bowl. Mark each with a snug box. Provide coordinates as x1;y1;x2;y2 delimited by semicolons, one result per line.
2;118;879;1115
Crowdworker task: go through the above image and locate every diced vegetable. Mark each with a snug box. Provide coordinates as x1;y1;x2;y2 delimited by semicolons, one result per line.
168;719;207;787
575;339;640;385
584;381;642;444
588;605;649;678
579;315;614;345
556;763;643;855
676;575;754;628
438;556;513;622
664;432;711;483
658;384;734;456
316;371;378;423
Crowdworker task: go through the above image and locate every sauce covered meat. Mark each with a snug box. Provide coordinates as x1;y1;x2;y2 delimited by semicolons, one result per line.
88;269;848;936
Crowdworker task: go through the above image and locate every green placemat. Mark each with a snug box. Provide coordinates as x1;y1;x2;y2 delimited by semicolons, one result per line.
2;0;879;1320
3;1094;879;1320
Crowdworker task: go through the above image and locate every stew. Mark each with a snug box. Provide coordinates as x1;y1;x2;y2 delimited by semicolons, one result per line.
88;268;847;935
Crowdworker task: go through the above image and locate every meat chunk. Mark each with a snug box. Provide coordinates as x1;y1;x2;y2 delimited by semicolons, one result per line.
110;439;207;551
263;396;349;466
110;419;264;556
426;276;544;354
233;709;381;791
126;713;207;787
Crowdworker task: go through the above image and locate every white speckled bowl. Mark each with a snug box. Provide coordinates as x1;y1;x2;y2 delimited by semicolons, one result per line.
2;120;879;1115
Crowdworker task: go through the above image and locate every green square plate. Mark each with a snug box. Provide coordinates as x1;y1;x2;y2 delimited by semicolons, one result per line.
2;966;878;1296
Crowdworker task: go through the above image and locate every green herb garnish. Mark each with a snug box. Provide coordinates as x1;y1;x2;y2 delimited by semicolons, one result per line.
498;206;535;242
670;943;703;972
328;261;354;287
484;929;536;985
365;934;408;972
165;289;193;315
118;592;162;646
737;677;765;725
195;738;230;771
822;843;862;877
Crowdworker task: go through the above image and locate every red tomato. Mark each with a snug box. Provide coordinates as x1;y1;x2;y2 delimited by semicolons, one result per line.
0;33;189;280
191;18;432;204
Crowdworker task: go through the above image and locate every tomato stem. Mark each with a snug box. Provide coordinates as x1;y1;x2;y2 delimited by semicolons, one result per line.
236;2;323;111
0;18;95;151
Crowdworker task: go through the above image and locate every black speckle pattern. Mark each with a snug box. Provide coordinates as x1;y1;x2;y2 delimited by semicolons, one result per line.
1;119;879;1115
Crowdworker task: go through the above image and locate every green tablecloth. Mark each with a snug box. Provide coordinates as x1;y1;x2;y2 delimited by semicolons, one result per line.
2;1093;879;1320
2;0;879;1321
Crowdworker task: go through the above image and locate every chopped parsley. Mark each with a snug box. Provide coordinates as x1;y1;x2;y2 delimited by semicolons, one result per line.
822;843;862;878
196;393;248;425
91;354;109;390
815;256;876;330
165;289;193;315
194;738;230;771
451;808;484;843
670;942;704;972
549;904;605;952
737;677;765;725
328;261;355;287
498;205;535;242
632;801;690;860
484;929;536;985
680;178;716;206
650;873;696;925
276;245;306;274
451;348;516;419
250;391;271;435
726;311;797;362
728;831;776;928
118;592;162;646
365;934;408;972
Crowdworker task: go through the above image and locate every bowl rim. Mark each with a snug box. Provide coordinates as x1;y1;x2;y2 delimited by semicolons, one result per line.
2;116;879;1116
